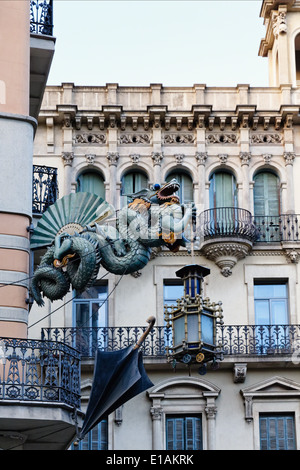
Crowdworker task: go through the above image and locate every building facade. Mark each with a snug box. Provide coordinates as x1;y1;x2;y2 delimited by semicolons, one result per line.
30;1;300;450
0;1;83;450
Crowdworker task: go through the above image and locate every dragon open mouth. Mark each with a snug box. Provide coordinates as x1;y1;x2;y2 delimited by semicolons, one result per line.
156;180;180;202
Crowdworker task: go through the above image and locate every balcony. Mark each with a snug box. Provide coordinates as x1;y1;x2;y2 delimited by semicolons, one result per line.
0;336;82;450
254;214;300;243
199;207;257;276
41;324;300;362
30;0;55;119
32;165;58;215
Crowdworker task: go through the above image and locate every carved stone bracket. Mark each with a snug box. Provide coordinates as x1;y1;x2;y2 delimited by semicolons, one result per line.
201;240;253;276
195;152;208;166
61;152;74;166
152;152;164;166
240;152;251;166
284;249;299;264
233;363;247;383
106;152;119;166
284;152;295;166
85;153;95;165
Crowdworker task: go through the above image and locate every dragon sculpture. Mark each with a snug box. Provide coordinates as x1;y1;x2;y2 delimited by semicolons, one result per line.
30;179;196;306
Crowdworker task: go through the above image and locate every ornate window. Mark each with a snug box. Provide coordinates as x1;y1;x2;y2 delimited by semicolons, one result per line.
72;420;108;450
166;415;202;450
166;171;193;204
76;171;105;199
121;170;148;205
148;377;220;450
259;414;296;450
253;171;280;217
73;284;108;356
209;171;237;209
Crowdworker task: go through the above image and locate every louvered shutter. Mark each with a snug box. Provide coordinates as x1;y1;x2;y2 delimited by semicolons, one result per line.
259;415;296;450
166;416;202;450
254;172;280;217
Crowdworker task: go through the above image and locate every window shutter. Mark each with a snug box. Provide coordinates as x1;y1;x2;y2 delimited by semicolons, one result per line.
76;172;105;199
254;172;280;217
259;415;296;450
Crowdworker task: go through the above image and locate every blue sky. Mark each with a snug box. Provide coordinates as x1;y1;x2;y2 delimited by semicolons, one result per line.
47;1;269;87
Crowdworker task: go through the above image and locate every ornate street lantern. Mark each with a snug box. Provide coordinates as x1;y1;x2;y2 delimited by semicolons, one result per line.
164;264;223;373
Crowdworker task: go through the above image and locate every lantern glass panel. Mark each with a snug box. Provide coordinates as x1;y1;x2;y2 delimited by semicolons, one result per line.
187;314;199;342
201;312;214;344
173;316;185;346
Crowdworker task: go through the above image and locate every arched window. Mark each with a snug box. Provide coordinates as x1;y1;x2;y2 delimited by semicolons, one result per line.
121;171;148;205
295;33;300;84
166;171;193;204
253;171;280;217
209;171;237;208
76;171;105;199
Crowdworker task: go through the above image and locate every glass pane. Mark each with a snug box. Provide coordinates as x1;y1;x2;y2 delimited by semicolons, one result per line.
164;283;184;304
254;283;287;299
271;300;288;325
76;302;89;327
201;313;214;344
255;300;270;324
187;315;198;343
174;316;185;346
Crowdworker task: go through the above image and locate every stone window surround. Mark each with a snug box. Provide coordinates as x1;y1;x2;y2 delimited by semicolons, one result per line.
241;376;300;450
244;264;298;324
147;376;220;450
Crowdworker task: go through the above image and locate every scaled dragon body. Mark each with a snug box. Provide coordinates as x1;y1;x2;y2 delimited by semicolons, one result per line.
31;180;196;306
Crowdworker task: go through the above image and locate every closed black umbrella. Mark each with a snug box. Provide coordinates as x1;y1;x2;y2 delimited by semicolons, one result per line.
79;317;155;440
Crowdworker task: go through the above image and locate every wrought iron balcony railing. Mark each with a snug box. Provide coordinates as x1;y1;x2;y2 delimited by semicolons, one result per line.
253;214;300;243
41;325;300;360
0;337;81;409
199;207;257;242
30;0;53;36
199;209;300;244
32;165;58;215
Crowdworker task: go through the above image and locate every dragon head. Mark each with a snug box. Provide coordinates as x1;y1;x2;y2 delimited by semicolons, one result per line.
53;233;75;268
126;179;180;205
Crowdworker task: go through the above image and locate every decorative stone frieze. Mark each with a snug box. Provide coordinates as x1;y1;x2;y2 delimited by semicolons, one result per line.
250;133;282;144
119;134;151;144
163;133;195;144
75;133;106;144
206;133;238;144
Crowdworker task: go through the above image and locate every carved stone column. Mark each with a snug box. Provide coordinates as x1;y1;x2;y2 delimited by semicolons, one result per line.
107;152;119;208
203;392;218;450
61;151;74;195
284;151;295;213
239;152;251;211
195;152;207;210
150;406;164;450
152;152;164;186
